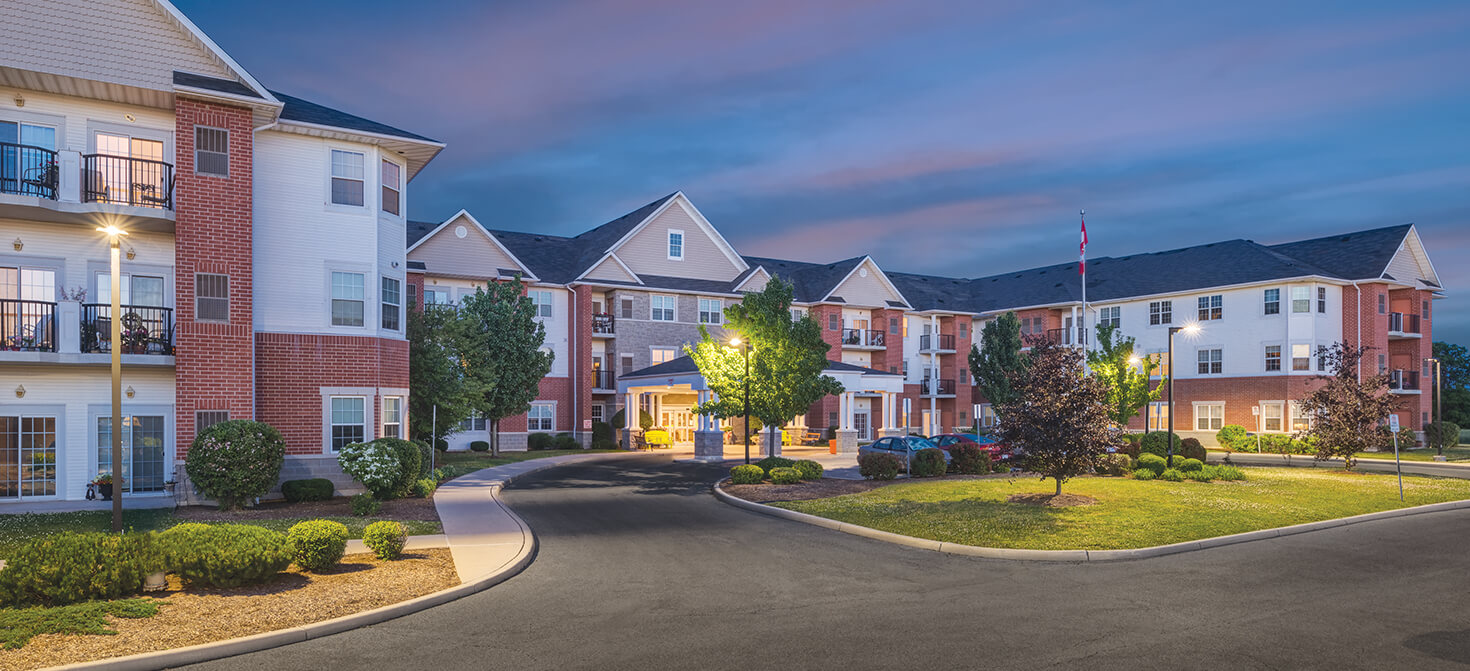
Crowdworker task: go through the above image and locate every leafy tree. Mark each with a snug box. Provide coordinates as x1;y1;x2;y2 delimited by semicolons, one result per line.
1295;343;1396;469
407;304;476;447
687;277;843;454
970;311;1029;417
1086;323;1165;427
1431;341;1470;428
997;340;1118;496
458;277;554;455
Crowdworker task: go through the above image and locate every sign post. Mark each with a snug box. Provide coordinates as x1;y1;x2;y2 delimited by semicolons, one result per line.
1389;414;1403;501
1252;405;1261;452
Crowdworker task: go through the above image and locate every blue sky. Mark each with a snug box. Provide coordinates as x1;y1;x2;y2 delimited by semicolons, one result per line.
178;0;1470;343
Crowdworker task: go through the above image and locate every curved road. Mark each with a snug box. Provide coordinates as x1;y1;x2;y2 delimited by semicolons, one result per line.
192;455;1470;670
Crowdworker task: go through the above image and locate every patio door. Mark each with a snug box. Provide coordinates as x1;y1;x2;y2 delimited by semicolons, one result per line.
93;132;165;205
97;415;167;494
0;416;58;500
1;267;56;351
1;120;57;196
854;412;870;441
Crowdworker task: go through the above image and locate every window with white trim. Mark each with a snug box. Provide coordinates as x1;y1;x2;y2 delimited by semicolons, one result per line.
698;298;722;324
424;288;452;307
590;404;604;425
381;277;401;331
381;160;401;215
529;290;553;318
1197;295;1222;321
1195;403;1224;431
1291;343;1311;371
460;413;486;432
329;150;365;206
1265;345;1281;371
194;126;228;176
621;354;634;375
977;404;997;428
651;347;677;365
1149;301;1172;325
790;308;806;322
1146;401;1170;431
1292;286;1310;313
1263;288;1280;315
329;396;366;451
1317;287;1327;313
620;298;633;319
1261;401;1283;432
196;273;229;322
382;396;403;438
528;403;554;432
1290;401;1311;432
828;313;840;331
667;230;684;260
1100;306;1120;328
651;295;676;321
1197;348;1222;375
331;272;365;326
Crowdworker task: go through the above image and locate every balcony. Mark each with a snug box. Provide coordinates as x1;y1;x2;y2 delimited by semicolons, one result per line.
920;378;956;397
592;369;615;391
1022;327;1088;348
80;304;174;355
841;328;886;349
1387;312;1421;339
1;142;60;200
1;299;56;352
1389;369;1421;394
591;313;615;337
0;149;175;231
918;333;956;353
82;154;174;210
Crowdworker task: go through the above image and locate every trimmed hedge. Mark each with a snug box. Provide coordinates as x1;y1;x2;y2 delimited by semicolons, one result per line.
1139;431;1180;458
1096;453;1131;477
553;433;580;450
910;448;947;478
949;443;990;475
859;452;902;481
769;467;802;485
1137;453;1167;476
337;438;422;499
1425;421;1462;451
281;478;334;503
528;433;554;450
730;464;765;485
1177;458;1204;472
350;493;381;516
1179;438;1207;462
287;520;349;572
185;420;287;510
1159;468;1184;482
755;456;796;476
363;521;407;560
469;441;490;452
413;477;438;498
159;523;292;588
794;459;824;480
591;422;618;450
0;532;159;607
1216;425;1249;450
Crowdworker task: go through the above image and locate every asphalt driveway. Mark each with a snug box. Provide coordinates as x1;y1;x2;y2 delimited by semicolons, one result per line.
189;455;1470;670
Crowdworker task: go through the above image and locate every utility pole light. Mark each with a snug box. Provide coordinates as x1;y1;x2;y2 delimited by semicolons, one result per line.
1166;323;1201;468
98;224;129;533
1426;357;1443;457
730;337;752;465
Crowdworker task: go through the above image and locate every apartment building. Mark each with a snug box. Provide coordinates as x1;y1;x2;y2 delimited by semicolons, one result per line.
0;0;441;503
410;191;1442;452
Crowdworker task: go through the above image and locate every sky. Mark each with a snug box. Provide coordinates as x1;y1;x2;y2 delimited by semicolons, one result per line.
177;0;1470;343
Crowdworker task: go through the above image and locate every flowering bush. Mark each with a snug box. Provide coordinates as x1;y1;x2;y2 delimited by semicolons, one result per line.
337;438;421;499
185;420;286;510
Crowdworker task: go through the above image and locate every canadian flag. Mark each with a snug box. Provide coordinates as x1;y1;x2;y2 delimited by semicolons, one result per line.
1079;211;1087;276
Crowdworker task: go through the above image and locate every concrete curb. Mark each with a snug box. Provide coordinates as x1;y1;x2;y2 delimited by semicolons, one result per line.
712;481;1470;563
49;451;650;671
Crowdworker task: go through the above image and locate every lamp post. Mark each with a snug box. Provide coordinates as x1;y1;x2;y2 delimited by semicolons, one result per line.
1127;355;1142;430
1166;323;1201;468
98;224;128;533
731;337;752;464
1427;357;1443;456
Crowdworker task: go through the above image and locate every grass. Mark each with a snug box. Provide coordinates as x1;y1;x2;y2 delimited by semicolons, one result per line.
431;448;617;481
0;598;158;649
1210;445;1470;462
775;467;1470;551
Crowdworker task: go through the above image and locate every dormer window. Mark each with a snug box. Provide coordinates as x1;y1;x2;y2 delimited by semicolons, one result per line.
668;230;684;260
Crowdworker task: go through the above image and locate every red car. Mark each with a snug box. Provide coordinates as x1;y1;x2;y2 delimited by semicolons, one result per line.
931;434;1011;462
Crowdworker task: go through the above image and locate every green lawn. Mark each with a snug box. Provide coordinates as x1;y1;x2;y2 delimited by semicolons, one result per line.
775;468;1470;551
0;599;158;649
1210;446;1470;462
431;448;617;481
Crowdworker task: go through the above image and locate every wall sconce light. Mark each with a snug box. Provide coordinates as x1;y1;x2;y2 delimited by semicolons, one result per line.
126;247;136;260
124;113;136;122
14;385;24;398
12;94;23;108
126;386;136;399
11;238;20;252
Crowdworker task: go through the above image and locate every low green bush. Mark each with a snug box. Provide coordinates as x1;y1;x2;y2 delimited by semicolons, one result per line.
527;433;554;450
1117;438;1141;459
1159;468;1184;482
1131;468;1157;481
729;464;765;485
1136;453;1167;475
363;521;407;560
1212;465;1247;481
1216;424;1249;450
281;478;334;503
794;459;824;480
469;440;490;452
1185;468;1213;482
0;532;158;607
948;443;990;475
1179;438;1207;462
1177;458;1204;473
769;467;802;485
754;456;796;475
287;520;349;572
413;477;437;498
350;493;381;516
1139;431;1179;458
159;523;292;588
553;433;580;450
910;448;948;478
1424;421;1461;451
1096;453;1131;477
412;440;434;478
859;452;902;480
592;421;616;445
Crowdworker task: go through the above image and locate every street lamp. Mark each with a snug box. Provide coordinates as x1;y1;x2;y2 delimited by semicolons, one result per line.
1426;357;1443;456
1166;322;1201;468
729;337;752;465
97;224;128;533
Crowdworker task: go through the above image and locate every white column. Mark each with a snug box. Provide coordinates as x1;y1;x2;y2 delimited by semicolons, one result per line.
625;391;637;429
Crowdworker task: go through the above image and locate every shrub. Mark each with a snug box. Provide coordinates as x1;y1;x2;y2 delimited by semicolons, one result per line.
591;421;617;450
469;440;490;452
1131;468;1157;481
351;493;381;516
1185;468;1214;482
1177;458;1204;473
1095;453;1131;477
610;408;654;431
1136;453;1167;475
858;452;902;480
338;438;421;499
287;520;349;572
769;467;802;485
159;523;292;588
1139;431;1179;458
1117;438;1141;459
1124;433;1145;447
1213;465;1247;481
949;444;990;475
754;456;796;476
909;448;948;478
281;478;334;503
185;420;287;510
729;464;765;485
1424;421;1461;451
1159;468;1184;482
363;521;407;560
1179;438;1207;462
413;477;438;498
434;437;450;452
793;459;824;480
528;433;554;450
1216;424;1249;450
553;433;580;450
412;440;434;478
0;532;158;607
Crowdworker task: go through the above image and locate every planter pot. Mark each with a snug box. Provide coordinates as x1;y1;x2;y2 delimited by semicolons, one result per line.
98;483;113;500
144;571;167;591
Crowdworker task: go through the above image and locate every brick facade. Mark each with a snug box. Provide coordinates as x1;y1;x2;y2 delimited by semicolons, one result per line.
254;333;409;454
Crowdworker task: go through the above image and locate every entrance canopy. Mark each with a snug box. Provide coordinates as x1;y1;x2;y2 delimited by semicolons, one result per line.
615;356;904;397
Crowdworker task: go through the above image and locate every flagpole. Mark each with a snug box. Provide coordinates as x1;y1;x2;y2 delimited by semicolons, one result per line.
1080;209;1087;359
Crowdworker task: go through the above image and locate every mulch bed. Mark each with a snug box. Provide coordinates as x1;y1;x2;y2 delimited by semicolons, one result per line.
722;473;1009;503
1007;492;1097;507
0;550;459;671
173;495;440;522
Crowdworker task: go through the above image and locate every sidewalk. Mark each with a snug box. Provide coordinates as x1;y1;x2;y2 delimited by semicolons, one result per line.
1210;451;1470;479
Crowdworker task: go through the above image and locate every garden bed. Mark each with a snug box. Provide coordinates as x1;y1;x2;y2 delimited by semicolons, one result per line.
0;549;458;670
722;473;1006;503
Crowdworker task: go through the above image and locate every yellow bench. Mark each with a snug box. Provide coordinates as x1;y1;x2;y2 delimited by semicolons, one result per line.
643;428;672;449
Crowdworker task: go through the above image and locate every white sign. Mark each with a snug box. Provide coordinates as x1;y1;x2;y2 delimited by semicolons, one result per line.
583;419;593;430
1251;406;1259;416
1388;414;1400;432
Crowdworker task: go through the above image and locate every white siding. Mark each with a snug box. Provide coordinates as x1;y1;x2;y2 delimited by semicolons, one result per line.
1;219;175;303
408;216;522;280
0;88;175;159
612;201;742;281
827;259;903;308
582;255;638;283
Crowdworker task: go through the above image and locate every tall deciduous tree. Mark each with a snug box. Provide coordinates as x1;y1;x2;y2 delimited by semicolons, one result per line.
458;277;554;455
687;277;843;451
970;311;1029;417
407;303;476;447
1086;323;1165;427
998;340;1117;495
1296;343;1396;469
1431;341;1470;428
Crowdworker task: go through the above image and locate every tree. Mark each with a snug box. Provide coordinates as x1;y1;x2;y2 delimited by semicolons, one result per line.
970;311;1029;417
1431;341;1470;428
407;304;476;447
1086;323;1165;427
458;277;554;455
687;277;843;453
1295;343;1396;469
997;340;1118;496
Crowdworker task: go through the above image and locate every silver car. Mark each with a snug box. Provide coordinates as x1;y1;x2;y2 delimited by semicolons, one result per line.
858;435;948;472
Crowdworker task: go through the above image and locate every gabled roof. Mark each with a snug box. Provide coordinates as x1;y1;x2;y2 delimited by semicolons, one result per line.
172;71;263;99
1265;224;1414;281
406;210;540;280
270;90;439;144
741;255;868;303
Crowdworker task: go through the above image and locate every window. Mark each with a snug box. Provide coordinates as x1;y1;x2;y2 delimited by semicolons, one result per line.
790;308;806;322
828;313;840;331
1292;344;1311;371
958;321;967;339
651;347;677;365
329;150;365;206
194;126;228;176
382;397;403;438
1100;306;1120;328
1290;401;1310;432
1265;345;1281;371
381;160;401;215
667;230;684;260
978;404;997;428
196;410;229;433
889;317;899;334
1423;300;1430;320
1197;295;1222;321
1197;348;1222;375
959;410;968;424
424;288;452;307
1292;287;1310;313
958;369;967;384
381;277;401;330
1378;353;1386;373
1378;294;1386;314
828;412;838;428
96;415;165;493
1262;402;1283;432
1263;288;1280;315
1149;351;1171;377
460;413;486;432
621;354;634;375
331;272;365;326
1318;287;1327;313
529;290;553;318
528;403;554;432
1195;403;1224;431
650;295;676;321
1149;301;1172;325
329;397;366;451
698;298;722;324
1146;402;1170;431
903;360;910;378
620;298;633;319
195;273;229;322
0;121;57;199
903;318;909;338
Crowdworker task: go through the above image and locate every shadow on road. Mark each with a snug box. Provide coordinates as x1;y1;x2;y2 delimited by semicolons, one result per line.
1403;629;1470;665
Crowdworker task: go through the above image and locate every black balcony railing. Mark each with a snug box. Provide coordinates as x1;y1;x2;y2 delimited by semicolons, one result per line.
82;154;174;210
1390;369;1420;391
592;313;615;335
921;378;956;395
80;304;174;355
0;299;56;352
1388;312;1421;335
0;142;59;199
865;329;886;347
592;369;614;390
841;328;886;347
919;333;956;351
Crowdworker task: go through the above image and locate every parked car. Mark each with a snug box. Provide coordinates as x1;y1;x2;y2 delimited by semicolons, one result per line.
940;433;1012;462
858;435;948;472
